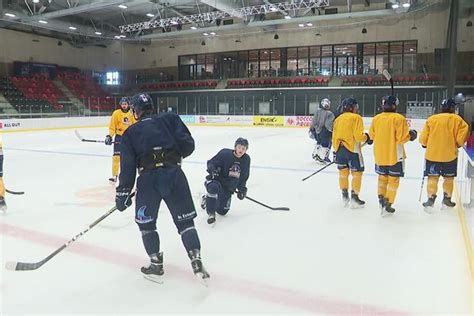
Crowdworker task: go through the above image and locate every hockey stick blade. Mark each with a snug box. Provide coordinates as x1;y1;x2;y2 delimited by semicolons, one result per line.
6;189;25;195
244;195;290;211
74;129;85;141
4;192;135;271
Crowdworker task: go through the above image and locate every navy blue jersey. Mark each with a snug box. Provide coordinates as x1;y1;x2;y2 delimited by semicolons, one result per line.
207;148;250;192
118;112;195;191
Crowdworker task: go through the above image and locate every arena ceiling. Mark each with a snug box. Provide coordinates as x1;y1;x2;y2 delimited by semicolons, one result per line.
0;0;466;47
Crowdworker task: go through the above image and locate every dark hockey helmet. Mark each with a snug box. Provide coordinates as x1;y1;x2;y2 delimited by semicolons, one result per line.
454;93;466;105
381;95;399;111
441;98;456;112
235;137;249;149
119;97;129;105
130;93;154;118
341;98;358;112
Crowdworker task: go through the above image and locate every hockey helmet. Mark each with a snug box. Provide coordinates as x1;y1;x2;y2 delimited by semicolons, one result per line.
119;97;129;105
235;137;249;149
381;95;399;111
441;98;456;112
454;93;466;105
320;98;331;110
341;98;358;112
130;93;154;118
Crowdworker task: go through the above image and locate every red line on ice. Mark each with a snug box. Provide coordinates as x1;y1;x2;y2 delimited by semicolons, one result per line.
0;222;409;315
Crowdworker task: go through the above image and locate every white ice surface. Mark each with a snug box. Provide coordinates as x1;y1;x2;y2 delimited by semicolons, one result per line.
0;126;471;315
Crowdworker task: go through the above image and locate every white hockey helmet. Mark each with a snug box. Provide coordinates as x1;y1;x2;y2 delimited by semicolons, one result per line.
320;98;331;109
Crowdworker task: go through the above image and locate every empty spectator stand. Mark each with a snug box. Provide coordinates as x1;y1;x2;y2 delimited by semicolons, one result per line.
341;74;443;86
0;76;58;113
457;73;474;85
226;76;330;88
142;80;218;91
57;71;115;111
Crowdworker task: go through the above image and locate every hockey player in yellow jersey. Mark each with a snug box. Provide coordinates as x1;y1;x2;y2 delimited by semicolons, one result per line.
332;98;372;208
369;96;417;215
0;134;6;211
105;97;136;184
419;98;469;211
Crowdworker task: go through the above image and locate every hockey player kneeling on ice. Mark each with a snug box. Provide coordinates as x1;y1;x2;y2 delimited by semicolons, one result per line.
201;138;250;225
419;98;469;212
115;93;209;283
369;96;417;215
332;98;371;209
309;98;335;164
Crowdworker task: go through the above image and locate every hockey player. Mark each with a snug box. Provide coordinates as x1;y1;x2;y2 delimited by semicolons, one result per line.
420;98;469;211
200;138;250;225
115;93;209;283
0;137;6;211
309;98;335;164
105;97;136;184
332;98;371;208
369;95;418;215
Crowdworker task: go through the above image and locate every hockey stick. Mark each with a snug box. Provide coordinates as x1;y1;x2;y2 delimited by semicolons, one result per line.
244;195;290;211
6;189;24;195
382;69;394;95
302;161;335;181
5;192;135;271
74;130;119;144
418;176;426;202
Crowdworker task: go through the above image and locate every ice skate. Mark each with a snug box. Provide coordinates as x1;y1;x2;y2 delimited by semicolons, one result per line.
109;176;117;185
422;195;436;213
207;213;216;226
141;252;164;284
350;192;365;209
188;249;210;285
441;193;455;209
381;203;395;217
378;195;387;211
0;197;7;212
342;189;350;208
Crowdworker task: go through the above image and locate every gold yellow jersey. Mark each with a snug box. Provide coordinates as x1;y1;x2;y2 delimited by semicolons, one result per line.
369;112;410;166
332;112;367;153
108;109;136;137
419;113;469;162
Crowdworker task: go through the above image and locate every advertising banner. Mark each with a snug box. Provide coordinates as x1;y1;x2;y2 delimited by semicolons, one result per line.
253;116;284;127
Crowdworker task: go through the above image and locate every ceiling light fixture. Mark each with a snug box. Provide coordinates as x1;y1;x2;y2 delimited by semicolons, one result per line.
190;26;197;30
284;15;292;19
95;31;102;35
392;4;399;9
118;4;127;9
402;3;410;8
38;20;48;24
69;26;77;30
209;31;216;35
146;13;154;18
203;32;209;36
306;22;313;26
4;13;16;18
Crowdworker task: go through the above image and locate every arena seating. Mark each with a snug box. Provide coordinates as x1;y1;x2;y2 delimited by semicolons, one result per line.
226;76;330;88
142;80;218;91
341;74;443;86
57;71;115;111
0;76;59;113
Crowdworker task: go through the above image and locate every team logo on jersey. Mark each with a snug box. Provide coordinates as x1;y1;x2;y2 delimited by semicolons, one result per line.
136;205;153;224
228;163;241;179
140;94;149;102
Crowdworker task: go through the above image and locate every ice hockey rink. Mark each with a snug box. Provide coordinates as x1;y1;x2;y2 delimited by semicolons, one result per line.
0;125;472;315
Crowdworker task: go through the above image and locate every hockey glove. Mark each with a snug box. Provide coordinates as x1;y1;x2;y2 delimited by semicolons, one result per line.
115;189;132;211
105;135;113;146
205;167;221;181
364;133;373;145
422;145;427;149
409;129;417;142
237;187;247;200
308;128;315;140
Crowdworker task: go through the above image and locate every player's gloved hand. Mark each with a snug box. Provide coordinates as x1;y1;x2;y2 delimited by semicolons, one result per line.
364;133;373;145
206;167;220;180
333;151;337;162
105;135;113;145
308;128;315;139
237;187;247;200
422;145;427;148
409;129;417;141
115;189;132;211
